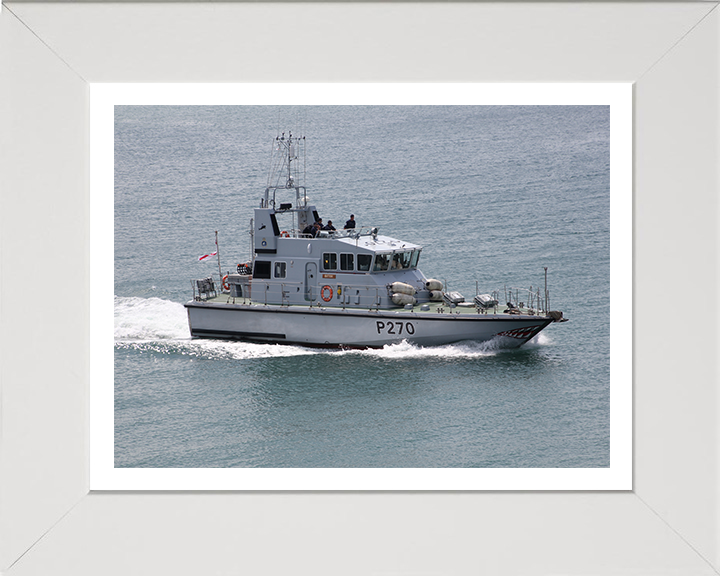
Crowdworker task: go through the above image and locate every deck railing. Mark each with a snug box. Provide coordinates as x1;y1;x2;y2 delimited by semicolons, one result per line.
193;274;551;316
287;226;378;240
247;280;385;309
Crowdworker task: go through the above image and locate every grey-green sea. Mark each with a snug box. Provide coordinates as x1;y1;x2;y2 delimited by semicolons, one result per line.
114;105;609;468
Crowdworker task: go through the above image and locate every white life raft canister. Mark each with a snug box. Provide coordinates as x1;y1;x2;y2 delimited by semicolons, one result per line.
390;282;415;296
425;279;443;291
392;293;417;306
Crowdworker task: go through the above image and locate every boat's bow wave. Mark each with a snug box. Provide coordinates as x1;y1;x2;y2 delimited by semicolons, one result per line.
353;333;550;359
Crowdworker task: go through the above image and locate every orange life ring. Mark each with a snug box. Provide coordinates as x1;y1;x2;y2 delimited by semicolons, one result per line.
222;274;230;291
280;231;290;238
321;285;333;302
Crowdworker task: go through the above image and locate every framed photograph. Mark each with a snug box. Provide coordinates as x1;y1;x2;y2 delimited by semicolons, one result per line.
92;84;632;492
2;2;718;574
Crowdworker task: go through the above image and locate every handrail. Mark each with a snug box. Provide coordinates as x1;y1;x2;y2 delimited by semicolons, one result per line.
281;226;378;240
234;279;389;309
193;275;552;316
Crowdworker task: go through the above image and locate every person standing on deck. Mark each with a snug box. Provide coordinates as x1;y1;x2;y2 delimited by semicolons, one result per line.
344;214;356;229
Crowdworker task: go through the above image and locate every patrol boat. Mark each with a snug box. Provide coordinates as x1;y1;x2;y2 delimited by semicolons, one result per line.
185;132;567;349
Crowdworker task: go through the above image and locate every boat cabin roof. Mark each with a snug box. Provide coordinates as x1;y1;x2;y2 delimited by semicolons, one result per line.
330;233;421;253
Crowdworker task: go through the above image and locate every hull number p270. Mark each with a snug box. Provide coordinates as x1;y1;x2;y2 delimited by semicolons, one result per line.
376;321;415;335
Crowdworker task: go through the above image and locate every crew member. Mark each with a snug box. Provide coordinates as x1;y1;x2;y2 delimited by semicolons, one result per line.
344;214;356;229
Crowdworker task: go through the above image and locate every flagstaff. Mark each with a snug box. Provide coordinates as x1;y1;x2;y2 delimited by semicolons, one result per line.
215;230;222;281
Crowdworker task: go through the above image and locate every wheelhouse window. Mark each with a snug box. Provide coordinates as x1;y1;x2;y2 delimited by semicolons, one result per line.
274;261;287;279
357;254;372;272
253;260;271;279
373;254;390;272
322;253;337;270
340;253;354;271
390;251;416;270
411;250;421;268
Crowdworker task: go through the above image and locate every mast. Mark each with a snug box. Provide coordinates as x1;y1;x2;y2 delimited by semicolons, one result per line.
267;131;307;209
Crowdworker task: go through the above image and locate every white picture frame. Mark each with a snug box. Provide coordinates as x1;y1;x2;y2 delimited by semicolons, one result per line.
1;2;718;574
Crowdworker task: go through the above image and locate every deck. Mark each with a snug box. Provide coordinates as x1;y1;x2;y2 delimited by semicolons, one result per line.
194;291;545;318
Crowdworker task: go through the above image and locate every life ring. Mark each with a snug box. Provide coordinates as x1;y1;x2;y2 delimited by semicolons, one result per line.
280;231;290;238
321;285;333;302
222;275;230;291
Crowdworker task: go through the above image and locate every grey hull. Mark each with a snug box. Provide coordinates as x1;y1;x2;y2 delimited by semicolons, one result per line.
185;302;553;349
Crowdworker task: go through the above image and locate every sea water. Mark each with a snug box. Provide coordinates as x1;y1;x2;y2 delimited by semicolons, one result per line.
114;105;609;468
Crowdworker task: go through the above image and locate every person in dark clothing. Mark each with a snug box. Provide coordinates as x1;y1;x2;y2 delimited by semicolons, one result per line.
303;223;321;237
323;220;336;231
344;214;356;229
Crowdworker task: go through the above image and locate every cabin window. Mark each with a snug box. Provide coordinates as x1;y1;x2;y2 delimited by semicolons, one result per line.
357;254;372;272
340;253;354;271
410;250;421;268
373;254;390;272
390;253;404;270
254;260;271;279
274;261;287;279
388;251;416;270
323;253;337;270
